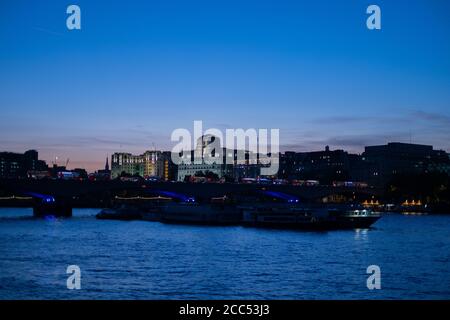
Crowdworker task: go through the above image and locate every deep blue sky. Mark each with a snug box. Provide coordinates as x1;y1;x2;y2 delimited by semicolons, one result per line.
1;0;449;171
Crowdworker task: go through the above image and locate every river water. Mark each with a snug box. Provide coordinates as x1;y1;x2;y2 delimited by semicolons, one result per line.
0;208;449;299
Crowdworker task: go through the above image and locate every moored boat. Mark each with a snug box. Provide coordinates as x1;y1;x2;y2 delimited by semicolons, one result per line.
241;204;381;230
326;207;381;229
96;190;381;229
96;205;142;220
241;204;330;230
160;202;242;225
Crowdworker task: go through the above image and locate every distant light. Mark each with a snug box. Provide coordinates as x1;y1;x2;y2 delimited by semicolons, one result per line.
43;196;55;204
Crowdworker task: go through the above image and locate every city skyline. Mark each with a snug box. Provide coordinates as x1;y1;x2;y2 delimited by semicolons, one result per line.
0;136;450;181
1;0;450;172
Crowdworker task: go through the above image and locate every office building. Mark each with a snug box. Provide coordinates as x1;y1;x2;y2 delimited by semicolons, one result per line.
0;149;48;178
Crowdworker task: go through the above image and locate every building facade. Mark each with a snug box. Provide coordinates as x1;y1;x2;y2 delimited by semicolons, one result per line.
362;142;450;186
176;135;264;181
0;150;48;179
278;143;450;187
111;153;144;178
278;146;354;183
111;150;171;180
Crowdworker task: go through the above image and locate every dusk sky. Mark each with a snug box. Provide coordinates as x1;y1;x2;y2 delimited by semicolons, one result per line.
1;0;450;172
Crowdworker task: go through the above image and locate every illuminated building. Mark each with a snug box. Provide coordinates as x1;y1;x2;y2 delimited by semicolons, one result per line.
111;150;167;179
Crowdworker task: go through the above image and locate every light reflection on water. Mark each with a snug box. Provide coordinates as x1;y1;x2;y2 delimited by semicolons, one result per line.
354;228;369;241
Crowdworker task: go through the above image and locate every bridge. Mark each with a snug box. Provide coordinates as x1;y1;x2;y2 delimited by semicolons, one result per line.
0;179;382;217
